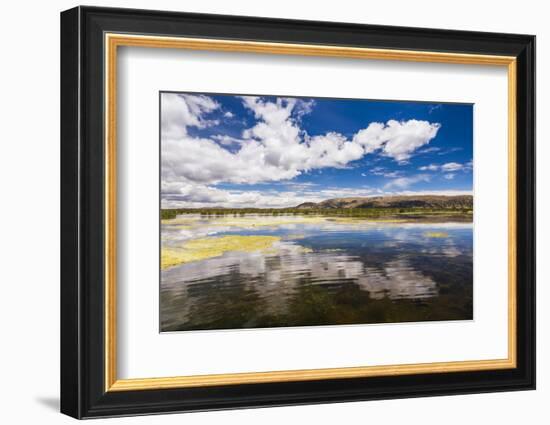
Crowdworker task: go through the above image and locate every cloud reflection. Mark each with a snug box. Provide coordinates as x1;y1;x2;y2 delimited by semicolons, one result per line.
161;215;472;331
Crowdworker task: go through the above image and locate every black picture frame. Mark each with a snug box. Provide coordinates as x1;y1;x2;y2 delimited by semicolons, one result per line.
61;5;535;419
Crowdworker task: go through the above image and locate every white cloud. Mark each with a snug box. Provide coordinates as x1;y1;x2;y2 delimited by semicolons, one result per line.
161;181;377;209
419;146;441;154
353;123;388;154
369;166;402;178
353;119;440;162
162;181;472;209
437;147;462;156
162;94;442;188
283;182;318;190
163;136;304;185
383;174;431;190
161;94;446;207
381;120;440;162
161;93;220;139
223;111;234;118
305;132;364;169
211;134;242;146
294;99;315;119
394;189;472;196
315;187;377;199
241;96;296;127
419;161;473;173
419;164;440;171
441;162;464;172
443;173;456;180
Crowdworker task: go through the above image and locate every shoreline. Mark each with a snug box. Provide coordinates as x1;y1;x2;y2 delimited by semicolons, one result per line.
161;210;473;223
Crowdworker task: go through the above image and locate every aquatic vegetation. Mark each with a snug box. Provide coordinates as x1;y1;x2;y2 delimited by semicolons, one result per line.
160;213;473;331
423;231;449;238
161;235;281;269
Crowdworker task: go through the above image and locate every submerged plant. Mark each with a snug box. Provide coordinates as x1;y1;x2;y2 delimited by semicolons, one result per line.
161;235;281;269
423;231;449;238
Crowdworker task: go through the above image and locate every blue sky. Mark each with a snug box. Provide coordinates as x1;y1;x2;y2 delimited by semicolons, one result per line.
161;92;472;208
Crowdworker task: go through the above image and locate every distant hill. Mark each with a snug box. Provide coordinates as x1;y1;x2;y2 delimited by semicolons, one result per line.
295;195;473;210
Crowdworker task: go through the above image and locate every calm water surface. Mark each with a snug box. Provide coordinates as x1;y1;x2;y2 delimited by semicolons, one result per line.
161;214;473;331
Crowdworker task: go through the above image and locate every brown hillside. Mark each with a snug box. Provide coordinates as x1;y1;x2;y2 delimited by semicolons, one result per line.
296;195;473;209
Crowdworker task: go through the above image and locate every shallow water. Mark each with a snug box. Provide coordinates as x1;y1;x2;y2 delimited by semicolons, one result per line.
160;214;473;332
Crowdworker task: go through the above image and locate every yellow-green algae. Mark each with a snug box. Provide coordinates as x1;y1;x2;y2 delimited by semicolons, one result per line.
161;235;280;269
423;231;449;238
283;233;306;240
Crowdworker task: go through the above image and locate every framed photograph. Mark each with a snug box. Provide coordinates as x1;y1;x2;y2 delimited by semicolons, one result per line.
60;6;535;419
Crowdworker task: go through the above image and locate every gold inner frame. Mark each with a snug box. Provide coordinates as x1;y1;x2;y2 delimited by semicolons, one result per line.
104;33;517;392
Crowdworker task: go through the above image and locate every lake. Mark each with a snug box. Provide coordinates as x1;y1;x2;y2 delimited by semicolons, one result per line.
160;214;473;332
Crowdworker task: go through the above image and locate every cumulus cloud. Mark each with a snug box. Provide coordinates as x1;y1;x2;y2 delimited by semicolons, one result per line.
352;123;388;154
162;94;442;188
381;120;440;162
161;93;220;139
353;120;440;162
211;134;242;146
305;132;365;168
294;99;315;119
161;93;445;207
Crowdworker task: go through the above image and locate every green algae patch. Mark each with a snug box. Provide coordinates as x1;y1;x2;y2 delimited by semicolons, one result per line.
161;235;280;269
172;224;192;230
423;231;449;238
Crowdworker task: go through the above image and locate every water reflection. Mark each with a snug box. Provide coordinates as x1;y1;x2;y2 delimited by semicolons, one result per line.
161;215;473;331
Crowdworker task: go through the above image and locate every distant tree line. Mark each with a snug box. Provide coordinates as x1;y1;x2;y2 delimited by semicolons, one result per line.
161;207;473;220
